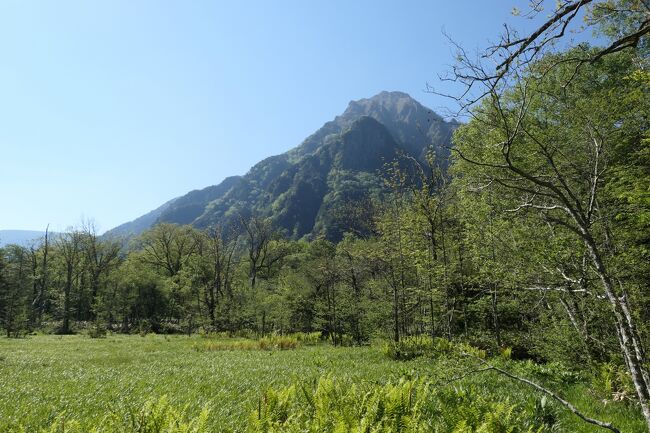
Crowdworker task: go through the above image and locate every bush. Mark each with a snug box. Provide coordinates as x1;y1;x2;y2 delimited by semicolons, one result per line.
258;335;298;350
516;360;583;386
380;336;486;361
87;325;107;339
593;362;635;401
192;335;299;352
292;332;321;345
138;320;152;337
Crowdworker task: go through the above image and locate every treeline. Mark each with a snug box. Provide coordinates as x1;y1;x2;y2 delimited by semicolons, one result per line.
0;43;647;371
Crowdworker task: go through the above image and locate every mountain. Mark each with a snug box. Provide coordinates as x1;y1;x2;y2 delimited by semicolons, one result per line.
104;176;242;239
105;91;459;241
0;230;49;247
289;91;456;162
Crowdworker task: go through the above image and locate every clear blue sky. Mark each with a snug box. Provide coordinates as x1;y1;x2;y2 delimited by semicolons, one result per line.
0;1;555;232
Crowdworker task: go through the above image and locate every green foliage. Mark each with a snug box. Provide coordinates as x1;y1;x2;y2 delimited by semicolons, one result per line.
1;22;648;430
192;335;299;352
381;336;487;361
593;363;636;401
0;245;30;338
1;335;647;432
43;396;210;433
87;324;107;339
382;336;450;360
514;361;584;387
247;376;551;433
42;380;556;433
292;332;321;345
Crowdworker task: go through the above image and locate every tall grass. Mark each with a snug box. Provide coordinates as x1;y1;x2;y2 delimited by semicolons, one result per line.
192;335;299;352
0;335;646;432
380;335;486;361
42;396;210;433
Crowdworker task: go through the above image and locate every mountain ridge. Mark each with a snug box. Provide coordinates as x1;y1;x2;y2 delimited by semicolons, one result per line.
104;91;458;241
0;230;52;247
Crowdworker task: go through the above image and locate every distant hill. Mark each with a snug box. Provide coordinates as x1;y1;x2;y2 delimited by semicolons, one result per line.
0;230;50;247
104;91;459;241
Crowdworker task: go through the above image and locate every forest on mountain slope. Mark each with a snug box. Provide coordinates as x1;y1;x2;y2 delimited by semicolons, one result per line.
1;1;649;430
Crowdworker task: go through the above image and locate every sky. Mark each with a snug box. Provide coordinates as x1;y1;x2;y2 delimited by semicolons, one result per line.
0;1;570;233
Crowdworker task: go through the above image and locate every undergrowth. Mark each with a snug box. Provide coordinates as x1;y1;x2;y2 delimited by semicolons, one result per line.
247;376;557;433
40;378;560;433
381;335;487;361
192;335;299;352
1;335;645;432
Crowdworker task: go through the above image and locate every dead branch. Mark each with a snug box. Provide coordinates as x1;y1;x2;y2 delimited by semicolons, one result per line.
462;353;622;433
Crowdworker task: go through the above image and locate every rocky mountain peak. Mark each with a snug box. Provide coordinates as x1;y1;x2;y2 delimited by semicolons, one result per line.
105;91;459;241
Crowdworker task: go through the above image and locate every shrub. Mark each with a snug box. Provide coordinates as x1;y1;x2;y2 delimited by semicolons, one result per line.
88;325;107;339
292;332;321;345
138;320;152;337
529;395;561;432
593;362;635;401
258;335;298;350
381;336;486;361
192;335;299;352
516;361;583;386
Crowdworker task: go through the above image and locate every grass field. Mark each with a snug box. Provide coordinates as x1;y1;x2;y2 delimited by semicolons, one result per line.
0;335;646;432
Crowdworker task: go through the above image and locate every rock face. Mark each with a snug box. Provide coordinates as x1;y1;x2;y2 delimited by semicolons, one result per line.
105;91;459;241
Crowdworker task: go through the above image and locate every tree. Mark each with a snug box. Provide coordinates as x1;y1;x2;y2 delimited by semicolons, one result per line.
56;230;84;334
436;0;650;425
452;50;650;428
239;214;274;289
138;223;198;278
114;256;167;333
306;239;342;344
81;221;121;323
28;226;50;327
0;245;31;337
375;165;414;343
436;0;649;111
186;225;239;329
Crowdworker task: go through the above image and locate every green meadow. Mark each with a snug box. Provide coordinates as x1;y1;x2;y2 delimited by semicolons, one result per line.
0;334;645;432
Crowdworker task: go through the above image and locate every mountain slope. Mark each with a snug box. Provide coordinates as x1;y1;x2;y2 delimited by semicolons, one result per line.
103;198;178;239
105;91;458;241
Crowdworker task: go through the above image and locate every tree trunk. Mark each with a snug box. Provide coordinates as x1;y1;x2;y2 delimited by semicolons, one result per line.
583;234;650;429
392;285;400;342
491;284;501;348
